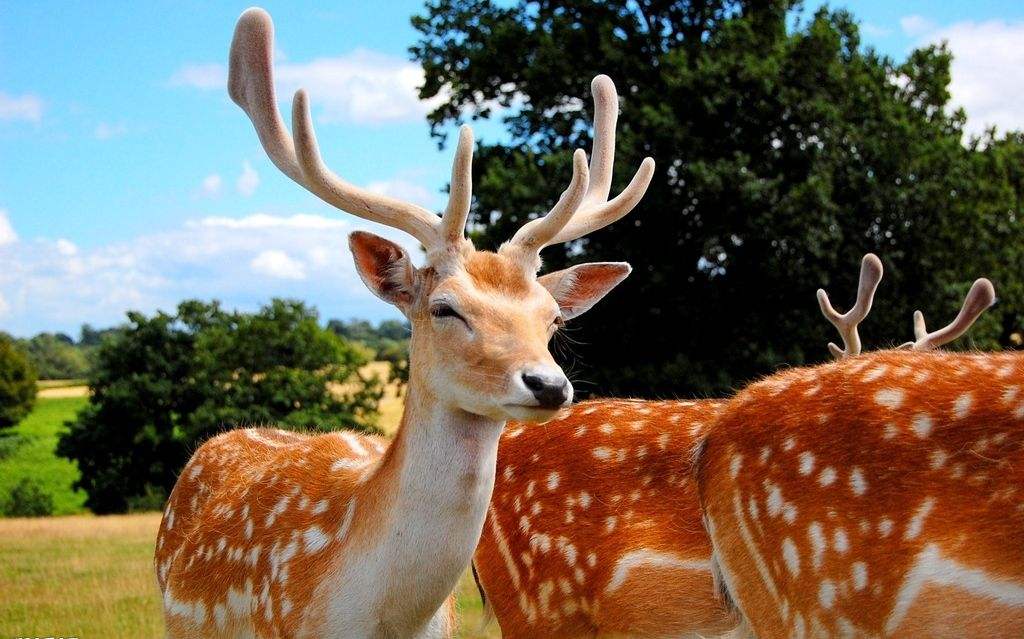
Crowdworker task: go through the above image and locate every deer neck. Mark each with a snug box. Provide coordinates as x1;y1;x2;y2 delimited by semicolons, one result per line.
356;371;504;633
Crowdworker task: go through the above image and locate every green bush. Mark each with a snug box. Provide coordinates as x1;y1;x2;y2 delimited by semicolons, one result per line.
2;477;54;517
0;336;37;429
58;299;383;514
19;332;91;380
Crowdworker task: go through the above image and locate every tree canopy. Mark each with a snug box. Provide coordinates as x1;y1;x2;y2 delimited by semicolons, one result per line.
0;335;36;430
412;0;1023;397
57;299;382;513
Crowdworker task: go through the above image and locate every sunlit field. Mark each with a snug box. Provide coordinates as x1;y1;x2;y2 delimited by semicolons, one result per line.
0;513;498;638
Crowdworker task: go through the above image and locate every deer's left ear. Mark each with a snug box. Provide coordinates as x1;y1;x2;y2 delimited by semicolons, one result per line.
538;262;632;321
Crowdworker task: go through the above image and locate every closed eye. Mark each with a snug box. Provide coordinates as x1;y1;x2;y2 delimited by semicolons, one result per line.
552;315;565;330
430;303;466;323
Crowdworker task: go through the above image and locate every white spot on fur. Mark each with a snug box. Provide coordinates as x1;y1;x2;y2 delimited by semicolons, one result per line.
953;392;973;419
766;483;784;517
849;467;867;496
798;451;816;476
592;447;612;460
819;579;836;609
878;518;894;537
852;561;868;591
730;454;743;478
911;414;934;438
546;472;560;491
833;528;849;553
818;467;837;487
782;537;801;576
808;522;826;570
875;388;905;410
904;497;936;540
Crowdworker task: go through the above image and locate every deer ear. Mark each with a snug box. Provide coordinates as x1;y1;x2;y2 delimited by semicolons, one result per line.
538;262;631;321
349;231;417;309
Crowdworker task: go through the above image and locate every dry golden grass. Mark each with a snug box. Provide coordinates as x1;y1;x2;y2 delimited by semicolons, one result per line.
0;513;497;638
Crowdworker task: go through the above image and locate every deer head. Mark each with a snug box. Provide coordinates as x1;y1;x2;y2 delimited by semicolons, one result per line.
229;8;654;422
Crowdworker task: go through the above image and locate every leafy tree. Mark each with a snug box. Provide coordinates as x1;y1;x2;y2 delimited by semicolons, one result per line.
19;333;91;380
412;0;1023;397
58;299;382;514
1;478;54;517
0;335;36;429
328;318;411;388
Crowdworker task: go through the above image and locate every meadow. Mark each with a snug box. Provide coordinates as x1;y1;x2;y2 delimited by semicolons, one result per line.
0;378;499;638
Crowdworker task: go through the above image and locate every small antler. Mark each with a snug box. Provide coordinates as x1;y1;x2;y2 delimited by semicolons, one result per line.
899;278;996;351
229;8;472;253
817;253;884;360
505;75;655;259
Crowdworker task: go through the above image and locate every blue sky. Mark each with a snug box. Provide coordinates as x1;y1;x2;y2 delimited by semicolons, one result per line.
1;1;1023;336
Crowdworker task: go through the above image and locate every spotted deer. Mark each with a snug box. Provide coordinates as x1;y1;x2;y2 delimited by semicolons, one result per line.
696;278;1024;638
153;8;654;638
472;255;995;639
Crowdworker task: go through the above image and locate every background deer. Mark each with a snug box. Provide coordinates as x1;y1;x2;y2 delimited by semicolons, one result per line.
154;8;654;638
696;275;1021;637
473;254;993;639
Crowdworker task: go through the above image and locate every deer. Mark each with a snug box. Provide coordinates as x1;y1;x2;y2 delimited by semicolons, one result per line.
695;273;1022;638
153;7;655;638
472;254;995;639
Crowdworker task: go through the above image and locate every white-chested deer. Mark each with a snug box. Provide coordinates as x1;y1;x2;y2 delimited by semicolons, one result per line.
696;273;1022;638
473;254;994;639
154;8;655;638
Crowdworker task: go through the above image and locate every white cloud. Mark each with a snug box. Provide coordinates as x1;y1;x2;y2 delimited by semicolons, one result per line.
0;92;43;122
0;210;17;246
911;19;1024;137
900;15;937;37
0;212;419;336
250;249;306;280
55;239;77;256
94;122;128;140
236;161;260;197
365;179;438;209
172;48;444;125
200;173;223;197
861;22;892;38
168;63;225;90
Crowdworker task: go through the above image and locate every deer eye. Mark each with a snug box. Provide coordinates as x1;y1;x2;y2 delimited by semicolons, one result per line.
430;303;465;322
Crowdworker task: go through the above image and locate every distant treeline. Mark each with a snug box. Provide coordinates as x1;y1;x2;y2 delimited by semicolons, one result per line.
7;319;411;382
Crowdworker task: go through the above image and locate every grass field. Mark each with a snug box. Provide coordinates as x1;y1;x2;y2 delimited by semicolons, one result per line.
0;513;498;638
0;373;499;637
0;395;87;515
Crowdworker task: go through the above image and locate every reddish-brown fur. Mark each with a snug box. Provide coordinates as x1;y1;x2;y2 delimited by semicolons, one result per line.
475;398;741;638
697;350;1024;638
154;427;457;637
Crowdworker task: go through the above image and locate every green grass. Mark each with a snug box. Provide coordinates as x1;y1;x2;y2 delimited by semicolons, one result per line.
0;513;498;638
0;396;88;515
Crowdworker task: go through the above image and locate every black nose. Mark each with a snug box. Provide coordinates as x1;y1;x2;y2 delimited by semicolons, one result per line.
521;372;570;408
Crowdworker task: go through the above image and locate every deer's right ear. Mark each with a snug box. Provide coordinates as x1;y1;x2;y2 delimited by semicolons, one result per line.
349;231;417;309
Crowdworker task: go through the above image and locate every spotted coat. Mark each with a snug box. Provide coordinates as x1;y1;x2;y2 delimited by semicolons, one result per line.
475;398;742;638
697;350;1024;638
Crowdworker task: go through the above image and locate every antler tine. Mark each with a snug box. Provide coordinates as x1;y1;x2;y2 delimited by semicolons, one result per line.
817;253;884;359
440;125;474;247
544;75;655;247
506;149;591;251
506;75;654;257
228;8;304;184
904;278;996;351
291;91;441;247
230;9;468;251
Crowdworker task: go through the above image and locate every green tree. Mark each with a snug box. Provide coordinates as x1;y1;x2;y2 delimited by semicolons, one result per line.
0;335;36;429
411;0;1023;397
57;299;382;514
19;333;91;380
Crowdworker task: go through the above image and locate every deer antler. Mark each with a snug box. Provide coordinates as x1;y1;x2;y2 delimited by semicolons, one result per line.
817;253;884;360
229;8;472;253
899;278;996;351
505;75;656;259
